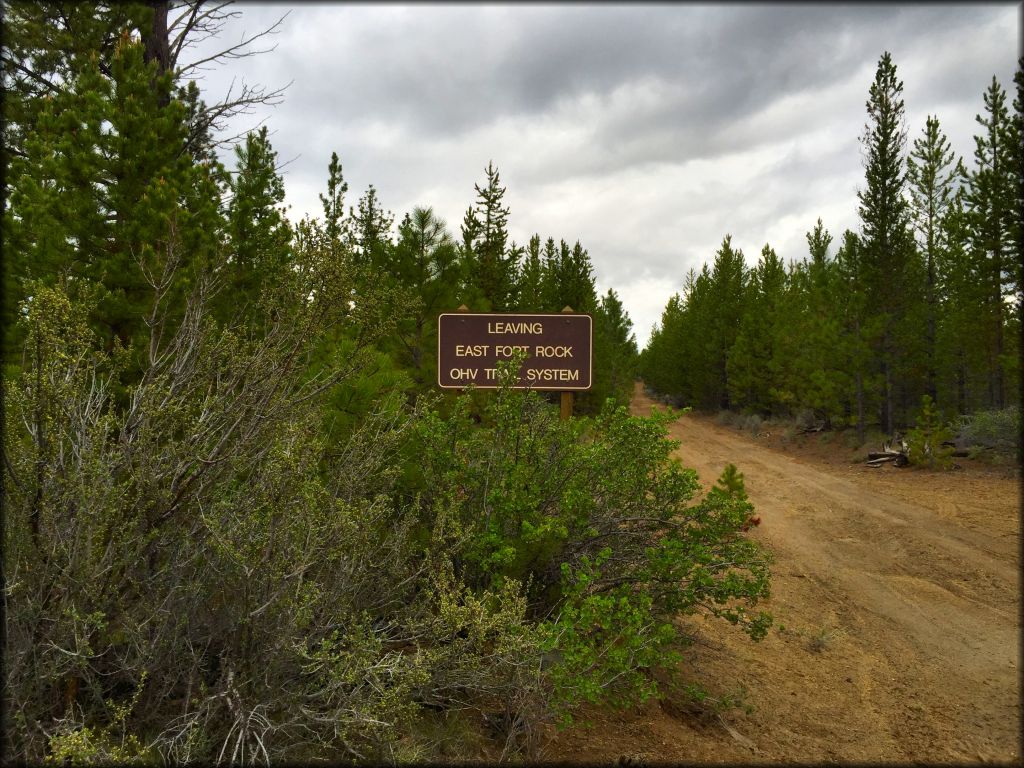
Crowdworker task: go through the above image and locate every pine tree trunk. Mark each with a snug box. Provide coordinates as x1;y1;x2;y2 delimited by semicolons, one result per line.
142;1;171;107
883;361;893;435
143;1;171;74
993;280;1004;408
855;373;865;445
31;328;44;549
880;330;894;435
926;253;937;403
854;316;865;444
956;348;967;414
899;380;909;431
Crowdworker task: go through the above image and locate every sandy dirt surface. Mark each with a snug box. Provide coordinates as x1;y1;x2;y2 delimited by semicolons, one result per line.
544;384;1021;763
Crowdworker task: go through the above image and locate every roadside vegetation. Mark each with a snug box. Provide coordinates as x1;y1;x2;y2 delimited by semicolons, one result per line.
700;394;1019;472
641;53;1023;461
2;3;770;763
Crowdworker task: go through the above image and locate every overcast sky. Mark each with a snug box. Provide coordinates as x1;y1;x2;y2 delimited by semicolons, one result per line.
186;3;1020;347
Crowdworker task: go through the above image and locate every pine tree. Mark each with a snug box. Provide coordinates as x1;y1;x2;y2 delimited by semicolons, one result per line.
1011;60;1024;312
907;116;963;404
685;265;718;409
727;244;786;414
1;3;288;166
545;240;598;313
1;3;141;163
857;52;916;432
537;237;561;311
320;151;349;245
834;230;873;441
934;195;988;412
791;221;849;424
388;207;461;385
587;289;639;409
963;77;1019;408
640;292;687;401
517;234;545;311
220;126;292;329
4;31;223;376
350;184;394;269
460;161;517;310
708;236;747;410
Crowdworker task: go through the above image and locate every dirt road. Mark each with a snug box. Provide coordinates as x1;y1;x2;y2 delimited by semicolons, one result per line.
547;384;1020;762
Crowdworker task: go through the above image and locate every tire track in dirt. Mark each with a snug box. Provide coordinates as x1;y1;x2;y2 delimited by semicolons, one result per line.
547;385;1020;763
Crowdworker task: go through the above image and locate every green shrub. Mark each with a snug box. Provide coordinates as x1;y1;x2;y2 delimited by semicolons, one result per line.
45;673;152;765
906;395;954;469
712;463;748;500
5;280;771;761
793;408;817;432
2;272;537;763
715;409;738;427
743;413;763;436
45;726;151;766
413;364;772;725
960;406;1021;455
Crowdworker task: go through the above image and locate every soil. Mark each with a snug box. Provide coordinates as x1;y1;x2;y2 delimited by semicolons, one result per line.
543;383;1021;763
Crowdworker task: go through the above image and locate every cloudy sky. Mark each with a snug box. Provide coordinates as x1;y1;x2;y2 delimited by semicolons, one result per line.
186;3;1020;347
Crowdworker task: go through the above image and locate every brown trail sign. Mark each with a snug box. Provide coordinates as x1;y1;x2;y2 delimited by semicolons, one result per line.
437;311;592;392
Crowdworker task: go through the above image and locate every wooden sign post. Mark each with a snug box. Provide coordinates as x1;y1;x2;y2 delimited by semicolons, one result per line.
437;308;592;406
560;306;574;421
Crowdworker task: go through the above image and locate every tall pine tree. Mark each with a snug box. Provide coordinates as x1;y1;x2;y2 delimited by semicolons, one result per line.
387;207;461;386
4;31;223;376
220;126;292;329
907;116;963;404
460;161;518;310
857;52;916;432
963;77;1019;408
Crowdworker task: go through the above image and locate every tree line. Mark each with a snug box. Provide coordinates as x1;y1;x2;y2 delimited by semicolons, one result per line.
311;156;640;413
3;31;640;414
641;52;1022;439
3;4;767;763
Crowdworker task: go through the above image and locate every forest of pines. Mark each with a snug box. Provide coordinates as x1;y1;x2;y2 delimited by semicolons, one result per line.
641;53;1022;437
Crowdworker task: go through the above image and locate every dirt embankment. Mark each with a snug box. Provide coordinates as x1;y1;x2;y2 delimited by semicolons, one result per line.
546;384;1020;763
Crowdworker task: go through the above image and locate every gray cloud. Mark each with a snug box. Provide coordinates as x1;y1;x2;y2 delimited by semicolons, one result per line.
187;3;1020;346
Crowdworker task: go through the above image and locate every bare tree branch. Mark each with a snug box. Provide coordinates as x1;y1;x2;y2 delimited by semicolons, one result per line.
175;9;290;77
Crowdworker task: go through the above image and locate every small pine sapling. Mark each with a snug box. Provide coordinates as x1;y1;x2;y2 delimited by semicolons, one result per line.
710;463;760;529
906;395;954;469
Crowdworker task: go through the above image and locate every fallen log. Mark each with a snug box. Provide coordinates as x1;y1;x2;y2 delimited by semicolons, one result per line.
866;454;909;467
866;435;910;467
882;437;909;454
867;451;904;460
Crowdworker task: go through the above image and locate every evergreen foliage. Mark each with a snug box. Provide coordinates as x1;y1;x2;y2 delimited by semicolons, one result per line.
220;126;292;330
319;150;349;245
906;395;954;469
413;367;771;722
641;52;1022;442
962;77;1020;409
387;206;461;388
461;161;517;311
4;14;699;761
907;116;963;402
590;289;640;408
857;51;920;434
4;30;223;381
